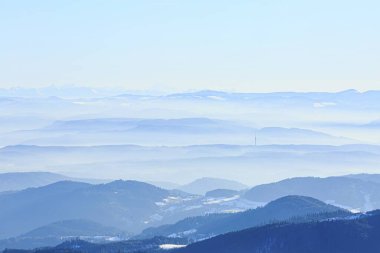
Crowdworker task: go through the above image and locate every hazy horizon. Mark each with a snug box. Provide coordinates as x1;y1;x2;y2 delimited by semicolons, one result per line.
0;84;379;95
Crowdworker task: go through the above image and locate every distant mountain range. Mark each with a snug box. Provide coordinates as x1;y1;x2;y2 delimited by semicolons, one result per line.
165;89;380;105
2;87;380;105
2;89;380;146
2;144;380;185
3;89;379;109
45;118;245;133
1;117;356;146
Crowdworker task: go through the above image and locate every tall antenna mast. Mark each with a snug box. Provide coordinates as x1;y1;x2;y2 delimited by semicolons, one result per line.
254;131;257;146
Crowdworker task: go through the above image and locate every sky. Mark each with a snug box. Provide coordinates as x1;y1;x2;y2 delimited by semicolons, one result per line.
0;0;379;92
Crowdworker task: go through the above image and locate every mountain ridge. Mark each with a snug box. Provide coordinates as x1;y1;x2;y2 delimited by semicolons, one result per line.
174;211;380;253
137;195;349;241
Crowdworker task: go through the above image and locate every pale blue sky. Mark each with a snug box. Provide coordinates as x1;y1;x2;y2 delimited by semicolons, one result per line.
1;0;379;92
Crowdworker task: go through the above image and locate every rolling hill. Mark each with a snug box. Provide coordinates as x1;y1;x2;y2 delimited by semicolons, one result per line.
137;196;349;241
177;177;248;195
0;180;260;240
244;176;380;211
0;219;126;250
